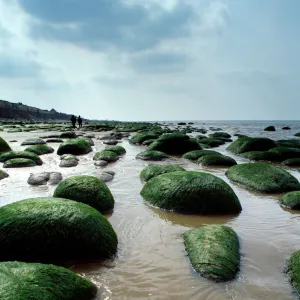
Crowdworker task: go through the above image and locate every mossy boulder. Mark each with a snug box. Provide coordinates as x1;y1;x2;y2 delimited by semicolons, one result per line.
268;147;300;161
182;150;221;161
25;144;54;155
57;139;92;155
198;154;237;167
276;139;300;149
294;132;300;137
264;126;276;131
282;158;300;167
287;250;300;294
54;176;114;213
0;137;11;154
141;171;242;214
0;151;42;165
0;197;117;262
0;170;9;180
93;150;119;162
21;138;46;146
242;151;279;162
4;158;36;168
208;132;231;139
130;131;159;144
105;145;126;155
184;225;240;282
280;191;300;209
136;150;169;161
147;133;200;155
198;138;225;148
140;165;185;181
142;139;157;146
60;131;77;139
226;162;300;193
227;137;276;154
0;261;97;300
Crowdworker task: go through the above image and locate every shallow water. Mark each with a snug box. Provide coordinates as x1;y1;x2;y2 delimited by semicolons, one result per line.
1;121;300;300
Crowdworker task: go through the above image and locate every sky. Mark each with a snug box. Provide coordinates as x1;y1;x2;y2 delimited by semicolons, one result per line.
0;0;299;121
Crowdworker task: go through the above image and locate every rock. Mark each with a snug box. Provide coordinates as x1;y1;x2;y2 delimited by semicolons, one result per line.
141;171;242;213
136;150;169;161
182;150;221;161
40;134;60;138
268;147;300;161
282;126;291;130
85;134;95;138
4;158;36;168
0;151;43;165
57;139;92;155
0;197;118;262
93;150;119;162
264;126;276;131
94;160;109;167
276;139;300;149
82;137;95;146
9;140;17;142
197;138;225;148
28;172;62;185
0;137;12;154
21;138;46;146
59;157;79;167
130;131;160;145
140;165;185;181
142;139;157;146
295;132;300;137
198;154;237;167
46;138;63;143
282;158;300;167
105;145;126;155
25;144;54;155
48;172;63;184
208;132;231;139
184;225;240;282
98;172;115;182
0;170;9;180
60;154;79;161
60;131;77;139
0;261;97;300
226;162;300;193
242;151;279;162
227;137;276;154
147;133;201;155
280;191;300;209
178;122;186;125
54;176;114;212
287;250;300;294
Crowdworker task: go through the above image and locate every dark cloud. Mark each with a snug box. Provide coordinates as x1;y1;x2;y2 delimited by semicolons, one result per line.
17;0;194;51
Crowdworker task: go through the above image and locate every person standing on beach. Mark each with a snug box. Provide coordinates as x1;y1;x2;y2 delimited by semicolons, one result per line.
70;115;77;128
78;115;83;128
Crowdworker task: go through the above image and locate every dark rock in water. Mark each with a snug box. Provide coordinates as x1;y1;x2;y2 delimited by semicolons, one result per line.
0;151;43;165
209;127;223;131
46;138;63;143
93;150;118;162
85;134;95;138
54;176;114;213
0;137;11;155
287;250;300;294
9;140;17;142
60;132;77;139
0;261;97;300
226;162;300;193
184;225;240;282
25;144;54;155
130;131;160;145
276;139;300;149
183;150;221;161
282;126;291;130
268;147;300;161
208;132;231;139
0;197;118;262
98;171;115;182
4;158;36;168
0;170;9;180
140;165;185;181
264;126;276;131
59;156;78;167
94;160;109;167
57;139;92;155
40;134;60;138
242;151;278;162
280;191;300;209
198;154;237;167
136;150;169;161
198;138;225;148
188;122;194;125
105;145;126;155
295;132;300;137
178;122;186;125
142;139;157;146
21;138;46;146
103;140;118;145
28;172;62;185
282;158;300;167
141;171;242;214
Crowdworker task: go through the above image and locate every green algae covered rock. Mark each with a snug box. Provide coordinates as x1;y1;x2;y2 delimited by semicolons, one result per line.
294;132;300;137
184;225;240;282
147;133;201;155
282;158;300;167
182;150;221;161
130;131;159;144
208;132;231;139
136;150;169;161
268;147;300;161
0;197;118;262
276;139;300;149
0;137;11;154
0;261;97;300
280;191;300;209
57;139;92;155
105;145;126;155
287;250;300;294
4;158;36;168
198;154;237;167
25;144;55;155
54;176;114;213
0;170;9;180
141;171;242;214
93;150;119;162
140;165;185;181
0;151;42;165
227;137;276;154
242;151;278;162
60;131;77;139
226;162;300;193
198;138;225;148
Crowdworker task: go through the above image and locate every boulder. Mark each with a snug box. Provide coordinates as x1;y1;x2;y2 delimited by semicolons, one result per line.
103;140;118;145
208;132;231;139
57;139;92;155
54;176;114;213
184;225;240;282
197;138;225;148
294;133;300;137
25;144;54;155
182;150;221;161
82;137;94;146
198;154;237;167
59;157;79;167
141;171;242;213
0;197;118;262
93;150;119;162
280;191;300;209
60;154;79;161
282;158;300;167
94;160;109;167
28;172;62;185
276;139;300;149
46;138;63;143
142;139;157;146
60;132;77;139
140;165;185;181
4;158;36;168
98;171;115;183
21;138;46;146
0;137;11;154
136;150;169;161
130;131;159;145
268;147;300;161
0;170;9;180
264;126;276;131
226;162;300;193
227;137;276;154
282;126;291;130
242;151;278;162
0;151;42;165
105;145;126;155
287;250;300;294
0;261;97;300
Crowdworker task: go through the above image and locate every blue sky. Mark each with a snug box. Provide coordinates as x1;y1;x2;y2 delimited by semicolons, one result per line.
0;0;299;121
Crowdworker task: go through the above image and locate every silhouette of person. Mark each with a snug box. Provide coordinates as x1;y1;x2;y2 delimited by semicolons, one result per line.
70;115;77;129
78;115;83;128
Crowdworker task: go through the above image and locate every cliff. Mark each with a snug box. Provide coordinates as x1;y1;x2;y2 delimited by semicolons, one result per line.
0;100;73;121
